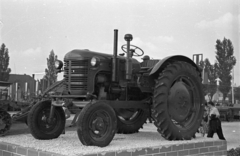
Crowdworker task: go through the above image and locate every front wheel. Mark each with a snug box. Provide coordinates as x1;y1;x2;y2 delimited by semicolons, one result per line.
152;61;204;140
28;100;65;139
0;110;12;136
77;101;117;147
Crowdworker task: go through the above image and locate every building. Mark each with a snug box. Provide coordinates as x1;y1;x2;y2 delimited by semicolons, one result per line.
7;74;39;101
212;90;223;103
0;81;11;100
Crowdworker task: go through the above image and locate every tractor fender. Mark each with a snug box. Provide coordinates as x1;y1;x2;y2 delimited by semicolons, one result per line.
149;55;201;78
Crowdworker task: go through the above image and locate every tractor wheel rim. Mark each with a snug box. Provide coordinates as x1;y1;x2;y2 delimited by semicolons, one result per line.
38;110;57;132
89;110;109;138
168;77;195;124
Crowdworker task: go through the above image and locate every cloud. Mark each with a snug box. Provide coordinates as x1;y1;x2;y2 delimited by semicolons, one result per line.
239;14;240;32
0;20;3;29
131;37;159;52
195;13;234;30
23;47;41;55
131;37;145;46
132;36;174;46
127;36;176;60
156;36;174;43
145;42;158;51
9;47;48;77
100;35;173;56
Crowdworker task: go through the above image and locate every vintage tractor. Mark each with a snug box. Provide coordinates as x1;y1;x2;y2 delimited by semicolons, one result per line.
27;30;204;147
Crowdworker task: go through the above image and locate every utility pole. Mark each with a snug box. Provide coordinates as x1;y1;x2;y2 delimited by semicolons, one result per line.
232;67;235;104
215;77;221;103
192;54;204;83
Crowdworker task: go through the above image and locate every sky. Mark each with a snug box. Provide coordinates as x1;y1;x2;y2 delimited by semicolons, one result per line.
0;0;239;86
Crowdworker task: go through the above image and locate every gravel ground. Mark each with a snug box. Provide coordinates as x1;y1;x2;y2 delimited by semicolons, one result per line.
1;114;239;156
2;127;216;156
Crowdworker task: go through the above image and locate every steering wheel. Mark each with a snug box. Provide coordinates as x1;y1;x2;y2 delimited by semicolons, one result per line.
121;44;144;57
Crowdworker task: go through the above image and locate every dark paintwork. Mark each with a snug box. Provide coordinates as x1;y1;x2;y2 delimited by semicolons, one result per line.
64;49;141;94
62;49;200;110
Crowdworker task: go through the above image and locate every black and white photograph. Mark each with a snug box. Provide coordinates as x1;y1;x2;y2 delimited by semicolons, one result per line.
0;0;239;156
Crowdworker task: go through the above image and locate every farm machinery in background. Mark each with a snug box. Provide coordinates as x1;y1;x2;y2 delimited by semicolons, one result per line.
0;80;37;136
0;81;12;136
0;80;65;136
26;30;205;147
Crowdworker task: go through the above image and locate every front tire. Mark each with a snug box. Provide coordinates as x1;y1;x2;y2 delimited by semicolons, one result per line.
77;101;117;147
0;110;12;136
28;100;65;140
152;61;204;140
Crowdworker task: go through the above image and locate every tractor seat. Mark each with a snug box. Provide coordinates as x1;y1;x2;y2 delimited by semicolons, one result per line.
140;59;160;68
139;59;160;73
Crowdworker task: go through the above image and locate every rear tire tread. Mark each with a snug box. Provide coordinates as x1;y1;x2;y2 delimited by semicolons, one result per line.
0;110;12;136
152;61;203;140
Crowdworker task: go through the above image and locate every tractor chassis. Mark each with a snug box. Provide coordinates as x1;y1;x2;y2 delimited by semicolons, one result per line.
48;97;151;125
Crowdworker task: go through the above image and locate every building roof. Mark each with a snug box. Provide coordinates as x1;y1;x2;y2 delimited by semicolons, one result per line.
8;74;36;83
212;90;223;101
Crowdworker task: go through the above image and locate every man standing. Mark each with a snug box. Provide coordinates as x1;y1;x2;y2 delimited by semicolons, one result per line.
207;101;226;140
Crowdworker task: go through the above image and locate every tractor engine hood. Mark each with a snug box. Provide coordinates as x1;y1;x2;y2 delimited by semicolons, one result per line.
63;49;141;95
64;49;140;67
65;49;112;60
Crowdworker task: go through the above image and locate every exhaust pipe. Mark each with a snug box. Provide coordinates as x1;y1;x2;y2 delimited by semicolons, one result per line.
112;29;118;82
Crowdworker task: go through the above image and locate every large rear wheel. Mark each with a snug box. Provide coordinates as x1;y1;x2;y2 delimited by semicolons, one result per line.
116;108;148;134
152;61;204;140
28;100;65;139
77;101;117;147
0;110;12;136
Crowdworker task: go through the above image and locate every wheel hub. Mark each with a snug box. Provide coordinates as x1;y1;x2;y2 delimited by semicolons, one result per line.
39;111;56;130
90;111;109;136
168;82;191;122
93;117;105;131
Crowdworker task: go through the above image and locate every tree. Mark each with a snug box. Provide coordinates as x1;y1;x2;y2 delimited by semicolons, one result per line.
44;50;57;87
0;43;11;81
202;58;217;100
204;59;217;83
214;38;236;101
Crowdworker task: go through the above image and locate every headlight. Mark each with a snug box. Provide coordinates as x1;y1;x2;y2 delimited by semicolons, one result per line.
90;57;99;67
55;60;63;69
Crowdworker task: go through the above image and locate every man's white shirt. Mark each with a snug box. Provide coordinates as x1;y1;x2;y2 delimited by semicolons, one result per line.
209;107;220;118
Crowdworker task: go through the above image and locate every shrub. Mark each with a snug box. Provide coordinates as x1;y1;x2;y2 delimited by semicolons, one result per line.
227;147;240;156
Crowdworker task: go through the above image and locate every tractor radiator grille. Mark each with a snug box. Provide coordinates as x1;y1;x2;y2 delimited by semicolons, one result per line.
64;60;88;94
